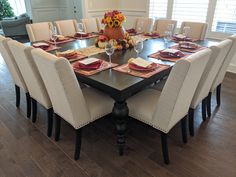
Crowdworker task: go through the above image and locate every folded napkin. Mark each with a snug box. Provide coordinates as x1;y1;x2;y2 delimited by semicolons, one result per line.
75;32;89;38
32;42;50;50
51;35;68;42
173;34;192;41
144;32;160;37
159;49;185;58
126;28;137;34
179;41;199;49
74;58;102;70
128;57;153;69
56;50;78;59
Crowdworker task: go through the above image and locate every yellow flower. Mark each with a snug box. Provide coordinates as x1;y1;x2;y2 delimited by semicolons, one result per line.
108;21;114;28
114;20;121;27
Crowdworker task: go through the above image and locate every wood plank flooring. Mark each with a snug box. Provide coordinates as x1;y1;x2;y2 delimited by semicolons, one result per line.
0;54;236;177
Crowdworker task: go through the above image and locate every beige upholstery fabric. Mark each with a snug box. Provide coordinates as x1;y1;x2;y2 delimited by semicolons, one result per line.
191;39;232;108
211;35;236;92
31;49;113;129
81;18;100;33
8;40;52;109
153;19;177;37
128;49;212;133
0;35;27;91
55;19;78;36
180;21;208;40
26;22;53;42
134;17;154;33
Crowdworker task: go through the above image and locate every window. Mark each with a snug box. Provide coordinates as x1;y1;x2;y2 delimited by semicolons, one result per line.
212;0;236;34
8;0;26;16
149;0;168;19
172;0;209;27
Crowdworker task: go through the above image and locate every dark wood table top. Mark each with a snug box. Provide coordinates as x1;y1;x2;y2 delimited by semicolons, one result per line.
27;38;219;101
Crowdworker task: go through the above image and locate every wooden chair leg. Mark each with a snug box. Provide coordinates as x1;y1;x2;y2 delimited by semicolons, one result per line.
216;84;221;106
188;108;195;136
15;85;20;108
161;133;170;165
202;98;207;121
47;108;53;137
32;99;37;123
25;93;31;118
55;114;61;141
181;116;187;143
207;92;212;117
74;129;82;160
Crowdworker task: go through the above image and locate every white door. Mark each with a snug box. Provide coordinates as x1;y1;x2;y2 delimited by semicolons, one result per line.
71;0;83;21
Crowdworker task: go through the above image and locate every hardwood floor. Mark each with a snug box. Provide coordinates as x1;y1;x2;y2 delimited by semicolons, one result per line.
0;54;236;177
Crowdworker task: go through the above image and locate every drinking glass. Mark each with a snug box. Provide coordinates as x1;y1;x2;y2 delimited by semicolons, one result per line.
105;42;115;66
163;30;172;47
167;24;174;34
77;23;84;39
134;40;143;57
137;21;144;33
183;26;191;37
50;26;58;47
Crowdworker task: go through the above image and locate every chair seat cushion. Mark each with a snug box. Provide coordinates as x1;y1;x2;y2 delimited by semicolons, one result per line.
127;89;161;125
82;87;114;122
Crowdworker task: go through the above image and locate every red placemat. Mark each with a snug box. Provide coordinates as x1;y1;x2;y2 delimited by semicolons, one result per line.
32;43;61;52
74;34;98;39
72;60;118;76
170;45;207;53
47;38;76;45
113;63;170;78
148;52;189;62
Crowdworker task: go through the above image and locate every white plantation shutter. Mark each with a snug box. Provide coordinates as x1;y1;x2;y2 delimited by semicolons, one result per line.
212;0;236;34
149;0;168;19
8;0;26;16
172;0;209;27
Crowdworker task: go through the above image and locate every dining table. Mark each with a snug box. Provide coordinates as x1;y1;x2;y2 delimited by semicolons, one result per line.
26;36;219;155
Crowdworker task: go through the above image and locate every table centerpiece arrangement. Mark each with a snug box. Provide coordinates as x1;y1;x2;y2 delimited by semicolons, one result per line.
95;10;134;50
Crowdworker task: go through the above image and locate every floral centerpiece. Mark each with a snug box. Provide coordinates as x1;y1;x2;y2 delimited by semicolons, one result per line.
95;10;134;50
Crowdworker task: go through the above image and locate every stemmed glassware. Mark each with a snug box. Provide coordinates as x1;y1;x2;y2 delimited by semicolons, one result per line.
77;23;84;39
105;42;115;66
163;30;172;47
167;24;174;35
50;26;58;47
137;21;144;33
183;26;191;37
134;39;143;57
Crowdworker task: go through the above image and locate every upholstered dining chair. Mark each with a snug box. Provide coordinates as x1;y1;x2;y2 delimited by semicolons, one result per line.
189;39;232;136
127;49;212;164
179;21;208;40
81;18;100;33
134;17;154;33
153;19;177;37
8;40;53;137
0;35;31;117
26;22;53;42
207;35;236;115
31;48;114;160
55;19;78;36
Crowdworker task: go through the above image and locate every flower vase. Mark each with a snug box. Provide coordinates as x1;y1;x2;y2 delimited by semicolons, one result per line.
104;26;126;40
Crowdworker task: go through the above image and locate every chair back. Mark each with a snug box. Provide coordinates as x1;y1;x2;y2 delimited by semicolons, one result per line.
211;35;236;91
0;35;27;91
153;48;212;133
134;17;154;33
81;18;100;33
8;40;51;109
26;22;53;42
31;49;90;128
55;19;78;36
191;39;232;108
153;19;177;37
180;21;208;40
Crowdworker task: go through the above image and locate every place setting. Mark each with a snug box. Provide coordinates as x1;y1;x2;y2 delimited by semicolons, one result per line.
73;23;99;39
56;49;87;62
170;41;207;53
31;41;61;52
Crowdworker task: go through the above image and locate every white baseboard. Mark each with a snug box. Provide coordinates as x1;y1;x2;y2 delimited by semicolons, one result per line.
227;64;236;73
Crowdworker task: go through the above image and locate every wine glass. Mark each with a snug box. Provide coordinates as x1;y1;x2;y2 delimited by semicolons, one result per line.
105;42;115;66
163;30;172;47
183;26;191;37
77;23;84;39
137;21;144;33
50;26;58;47
167;24;174;35
134;40;143;57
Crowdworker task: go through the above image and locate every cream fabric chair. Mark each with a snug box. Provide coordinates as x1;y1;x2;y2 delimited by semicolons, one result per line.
31;48;114;160
180;21;208;40
127;49;212;164
26;22;53;42
81;18;100;33
134;17;154;33
189;39;232;136
55;19;78;36
153;19;177;37
8;40;53;137
0;35;31;117
208;35;236;112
